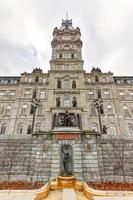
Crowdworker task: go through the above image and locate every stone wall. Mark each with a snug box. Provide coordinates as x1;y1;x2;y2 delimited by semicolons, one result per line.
99;135;133;183
0;136;51;183
0;134;133;183
82;134;133;183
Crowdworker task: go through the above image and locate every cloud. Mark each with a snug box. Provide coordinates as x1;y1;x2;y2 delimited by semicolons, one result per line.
0;0;133;75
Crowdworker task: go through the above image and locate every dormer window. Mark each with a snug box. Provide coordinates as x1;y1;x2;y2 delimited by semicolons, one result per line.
35;76;39;82
28;77;32;83
95;75;99;82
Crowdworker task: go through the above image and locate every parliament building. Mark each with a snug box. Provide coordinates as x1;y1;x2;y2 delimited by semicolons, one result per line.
0;19;133;182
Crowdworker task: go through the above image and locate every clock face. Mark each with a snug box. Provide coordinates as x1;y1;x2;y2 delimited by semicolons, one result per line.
63;45;70;50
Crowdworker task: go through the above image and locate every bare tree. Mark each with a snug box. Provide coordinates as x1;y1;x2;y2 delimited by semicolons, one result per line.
109;135;127;183
0;139;22;182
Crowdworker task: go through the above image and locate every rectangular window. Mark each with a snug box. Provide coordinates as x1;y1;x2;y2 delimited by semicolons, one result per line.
63;80;69;89
43;78;46;83
119;92;125;100
92;123;98;132
104;91;110;99
35;122;42;132
0;123;6;134
0;91;5;99
37;105;43;115
88;77;91;83
130;92;133;100
88;91;94;99
40;91;47;99
63;65;70;70
123;105;130;117
110;124;116;134
5;106;11;115
21;105;27;115
64;95;70;107
24;90;31;98
17;123;23;134
107;104;113;114
128;123;133;134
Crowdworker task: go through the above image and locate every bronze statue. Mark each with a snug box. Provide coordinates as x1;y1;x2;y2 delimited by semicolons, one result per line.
64;111;74;126
57;79;61;88
72;81;76;89
56;97;61;107
103;125;108;134
72;97;77;107
57;112;75;127
62;146;70;175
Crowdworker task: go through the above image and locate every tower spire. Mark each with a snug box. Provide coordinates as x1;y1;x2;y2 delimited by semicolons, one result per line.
66;12;68;20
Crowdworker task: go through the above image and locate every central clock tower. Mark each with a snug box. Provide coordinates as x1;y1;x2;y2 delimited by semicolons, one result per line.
49;19;86;179
50;19;84;71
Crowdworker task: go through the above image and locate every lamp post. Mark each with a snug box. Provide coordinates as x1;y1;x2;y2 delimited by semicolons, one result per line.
30;98;40;134
94;98;103;134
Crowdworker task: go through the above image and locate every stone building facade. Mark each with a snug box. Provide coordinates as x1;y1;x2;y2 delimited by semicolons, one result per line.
0;19;133;182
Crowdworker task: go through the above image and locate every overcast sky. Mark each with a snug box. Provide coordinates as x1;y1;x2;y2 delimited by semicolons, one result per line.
0;0;133;76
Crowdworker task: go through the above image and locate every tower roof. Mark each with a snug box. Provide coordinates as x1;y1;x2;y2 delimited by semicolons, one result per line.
60;19;74;30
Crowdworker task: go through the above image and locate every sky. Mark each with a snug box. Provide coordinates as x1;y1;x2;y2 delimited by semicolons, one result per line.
0;0;133;76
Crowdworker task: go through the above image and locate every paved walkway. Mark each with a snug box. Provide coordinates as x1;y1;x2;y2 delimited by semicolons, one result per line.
0;190;36;200
0;190;133;200
94;197;133;200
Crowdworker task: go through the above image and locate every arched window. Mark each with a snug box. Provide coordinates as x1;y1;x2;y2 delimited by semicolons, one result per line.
0;123;6;134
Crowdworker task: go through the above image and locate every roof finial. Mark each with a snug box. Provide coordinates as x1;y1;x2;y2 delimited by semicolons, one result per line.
66;12;68;20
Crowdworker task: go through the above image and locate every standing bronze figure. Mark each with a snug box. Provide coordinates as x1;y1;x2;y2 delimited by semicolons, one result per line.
62;146;71;175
